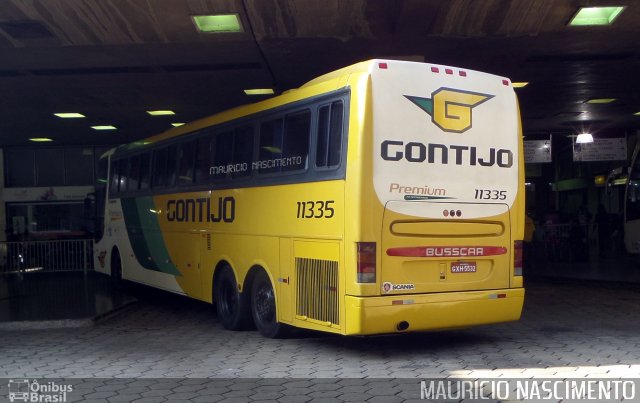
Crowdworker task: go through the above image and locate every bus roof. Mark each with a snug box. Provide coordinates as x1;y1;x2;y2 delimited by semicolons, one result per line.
111;61;380;157
111;59;509;158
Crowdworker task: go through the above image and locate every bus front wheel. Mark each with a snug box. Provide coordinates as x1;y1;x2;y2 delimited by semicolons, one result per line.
251;270;289;338
214;265;250;330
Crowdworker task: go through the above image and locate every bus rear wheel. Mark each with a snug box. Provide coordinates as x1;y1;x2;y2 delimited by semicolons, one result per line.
251;270;289;338
214;265;250;330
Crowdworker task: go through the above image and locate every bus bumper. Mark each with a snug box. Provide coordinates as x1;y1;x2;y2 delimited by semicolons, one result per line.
344;288;524;335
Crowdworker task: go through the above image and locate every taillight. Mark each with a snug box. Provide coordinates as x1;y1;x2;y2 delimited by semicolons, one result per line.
357;242;376;283
514;241;523;276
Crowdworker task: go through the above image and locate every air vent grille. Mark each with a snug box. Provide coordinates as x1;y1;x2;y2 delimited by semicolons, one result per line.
296;257;339;325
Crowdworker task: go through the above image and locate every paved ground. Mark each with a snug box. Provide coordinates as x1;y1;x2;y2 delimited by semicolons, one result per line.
1;276;640;402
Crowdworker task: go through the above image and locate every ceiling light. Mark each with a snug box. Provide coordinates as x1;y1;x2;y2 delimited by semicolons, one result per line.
585;98;616;104
634;112;640;116
54;112;85;118
512;82;529;88
29;137;53;142
555;111;584;118
146;110;175;116
91;125;117;131
244;88;275;95
576;133;594;144
171;123;185;127
192;14;243;33
569;6;625;26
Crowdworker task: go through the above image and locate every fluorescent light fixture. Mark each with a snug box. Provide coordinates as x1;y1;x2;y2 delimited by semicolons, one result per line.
585;98;616;104
569;6;625;26
244;88;275;95
512;82;529;88
147;110;175;116
576;133;594;144
29;137;53;142
192;14;243;33
555;111;584;118
634;112;640;116
54;112;85;118
91;125;117;131
171;123;185;127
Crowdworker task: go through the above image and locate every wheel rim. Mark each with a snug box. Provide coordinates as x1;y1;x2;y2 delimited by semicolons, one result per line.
255;281;275;324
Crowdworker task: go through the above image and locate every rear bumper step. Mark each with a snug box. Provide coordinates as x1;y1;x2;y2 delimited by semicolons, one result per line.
344;287;524;335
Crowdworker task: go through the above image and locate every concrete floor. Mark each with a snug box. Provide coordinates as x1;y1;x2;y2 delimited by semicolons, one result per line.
1;268;640;402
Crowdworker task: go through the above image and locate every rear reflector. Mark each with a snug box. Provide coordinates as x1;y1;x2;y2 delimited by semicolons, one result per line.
386;246;507;257
357;242;376;283
378;62;388;69
514;240;523;276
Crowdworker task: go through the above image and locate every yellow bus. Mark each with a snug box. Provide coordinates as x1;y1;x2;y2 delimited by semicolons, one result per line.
94;59;525;337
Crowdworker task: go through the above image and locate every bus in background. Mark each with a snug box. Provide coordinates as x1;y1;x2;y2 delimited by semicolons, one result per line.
94;59;525;337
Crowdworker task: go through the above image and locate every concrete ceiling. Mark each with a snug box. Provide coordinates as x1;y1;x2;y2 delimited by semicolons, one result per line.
0;0;639;146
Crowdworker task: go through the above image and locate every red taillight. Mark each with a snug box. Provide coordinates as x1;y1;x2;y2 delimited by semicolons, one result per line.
357;242;376;283
514;240;523;276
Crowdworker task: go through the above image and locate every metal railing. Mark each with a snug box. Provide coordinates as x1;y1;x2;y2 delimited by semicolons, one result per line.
0;239;94;274
538;224;597;262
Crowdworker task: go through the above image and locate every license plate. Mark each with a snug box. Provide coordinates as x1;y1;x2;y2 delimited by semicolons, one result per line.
451;262;477;273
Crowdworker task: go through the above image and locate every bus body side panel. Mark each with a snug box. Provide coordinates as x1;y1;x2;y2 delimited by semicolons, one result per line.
94;198;185;294
153;181;345;330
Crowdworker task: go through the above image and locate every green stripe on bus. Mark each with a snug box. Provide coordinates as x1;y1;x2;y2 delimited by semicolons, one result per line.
121;197;181;276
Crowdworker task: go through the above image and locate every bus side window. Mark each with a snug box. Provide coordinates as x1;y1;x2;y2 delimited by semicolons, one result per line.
139;152;151;190
233;126;253;178
316;101;344;169
283;110;310;172
166;144;178;187
119;158;130;192
212;131;233;180
127;155;140;191
177;140;196;185
259;118;284;174
109;160;120;195
195;134;213;183
152;148;168;188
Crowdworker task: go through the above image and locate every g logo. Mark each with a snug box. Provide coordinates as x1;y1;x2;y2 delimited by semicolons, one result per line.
405;88;493;133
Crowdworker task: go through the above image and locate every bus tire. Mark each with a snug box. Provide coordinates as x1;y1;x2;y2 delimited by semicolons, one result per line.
250;270;289;338
214;265;250;330
111;248;123;288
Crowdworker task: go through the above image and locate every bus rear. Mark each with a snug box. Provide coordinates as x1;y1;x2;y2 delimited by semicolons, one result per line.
345;60;525;335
